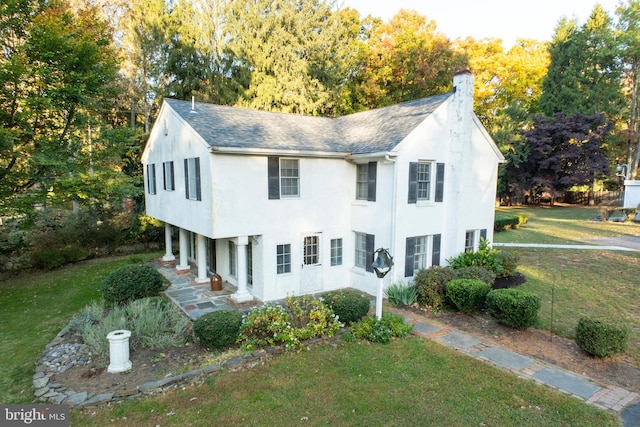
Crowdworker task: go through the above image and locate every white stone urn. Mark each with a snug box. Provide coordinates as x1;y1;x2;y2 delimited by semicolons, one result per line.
107;330;132;373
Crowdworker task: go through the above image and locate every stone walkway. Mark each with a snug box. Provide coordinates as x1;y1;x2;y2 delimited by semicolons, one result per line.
157;263;639;425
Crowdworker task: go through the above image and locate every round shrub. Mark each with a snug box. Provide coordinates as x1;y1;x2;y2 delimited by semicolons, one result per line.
486;288;540;329
445;279;491;314
575;317;629;358
414;266;456;309
322;290;370;325
101;264;165;306
194;310;243;350
453;266;496;285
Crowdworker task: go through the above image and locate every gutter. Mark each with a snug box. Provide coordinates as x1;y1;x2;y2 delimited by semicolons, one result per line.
209;146;351;159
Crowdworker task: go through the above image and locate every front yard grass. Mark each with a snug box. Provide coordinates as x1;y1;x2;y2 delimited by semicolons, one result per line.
71;337;618;427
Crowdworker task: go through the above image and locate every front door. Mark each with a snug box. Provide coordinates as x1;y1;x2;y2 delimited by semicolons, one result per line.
300;233;322;293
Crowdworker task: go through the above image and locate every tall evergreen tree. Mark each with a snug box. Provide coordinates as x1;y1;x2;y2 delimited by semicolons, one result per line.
540;6;624;119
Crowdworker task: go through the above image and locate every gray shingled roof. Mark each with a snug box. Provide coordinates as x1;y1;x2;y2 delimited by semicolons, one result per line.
165;92;452;155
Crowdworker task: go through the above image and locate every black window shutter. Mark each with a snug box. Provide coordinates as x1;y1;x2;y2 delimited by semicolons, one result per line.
184;159;189;199
365;233;375;273
432;234;441;266
195;157;201;201
170;161;175;190
435;163;445;202
405;237;416;277
367;161;377;202
163;163;167;190
268;157;280;200
408;162;417;203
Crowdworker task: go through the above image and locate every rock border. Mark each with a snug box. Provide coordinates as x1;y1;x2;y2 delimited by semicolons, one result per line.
33;325;340;408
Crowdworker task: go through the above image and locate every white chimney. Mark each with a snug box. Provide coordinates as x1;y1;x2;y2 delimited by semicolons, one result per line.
453;69;474;124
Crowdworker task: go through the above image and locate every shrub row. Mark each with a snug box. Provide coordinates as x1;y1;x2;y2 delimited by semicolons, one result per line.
494;214;529;232
0;209;164;272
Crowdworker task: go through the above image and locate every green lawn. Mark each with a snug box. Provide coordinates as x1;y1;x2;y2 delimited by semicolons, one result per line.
494;205;640;364
494;205;640;245
0;253;161;404
70;338;618;427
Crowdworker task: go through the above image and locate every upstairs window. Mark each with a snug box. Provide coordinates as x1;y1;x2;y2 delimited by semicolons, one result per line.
163;161;175;191
356;162;377;201
408;162;445;203
268;157;300;199
184;157;201;201
147;164;156;195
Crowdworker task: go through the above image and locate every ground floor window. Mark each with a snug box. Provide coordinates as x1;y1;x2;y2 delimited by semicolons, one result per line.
465;231;475;253
330;238;342;266
277;244;291;274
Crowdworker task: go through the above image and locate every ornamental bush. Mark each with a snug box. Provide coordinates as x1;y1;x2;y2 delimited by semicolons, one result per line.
445;279;491;314
322;290;370;325
575;317;629;358
239;296;341;351
413;266;456;309
101;264;165;306
486;288;540;329
193;310;243;350
453;266;496;285
350;312;413;344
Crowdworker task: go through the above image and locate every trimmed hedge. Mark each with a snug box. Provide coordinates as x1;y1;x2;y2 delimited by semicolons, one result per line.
486;288;540;329
101;264;165;306
445;279;491;314
194;310;243;350
453;266;496;285
322;290;370;325
575;317;629;358
494;214;529;232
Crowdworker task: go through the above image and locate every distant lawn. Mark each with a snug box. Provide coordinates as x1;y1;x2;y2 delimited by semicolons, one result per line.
495;205;640;363
71;338;618;427
494;205;640;245
0;253;161;404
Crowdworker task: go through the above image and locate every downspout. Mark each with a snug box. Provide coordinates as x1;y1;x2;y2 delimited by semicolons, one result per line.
386;154;398;284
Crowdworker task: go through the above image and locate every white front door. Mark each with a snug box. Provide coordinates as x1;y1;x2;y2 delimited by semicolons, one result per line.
301;233;322;293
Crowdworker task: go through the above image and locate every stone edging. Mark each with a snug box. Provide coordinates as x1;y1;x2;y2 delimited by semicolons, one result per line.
33;326;340;408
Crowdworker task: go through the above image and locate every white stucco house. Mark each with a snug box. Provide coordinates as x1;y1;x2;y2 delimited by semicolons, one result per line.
141;70;505;303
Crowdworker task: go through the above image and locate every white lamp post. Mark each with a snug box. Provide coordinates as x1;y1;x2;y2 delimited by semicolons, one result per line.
372;248;394;320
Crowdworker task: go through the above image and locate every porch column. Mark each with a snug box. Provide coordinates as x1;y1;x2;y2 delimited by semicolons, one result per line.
195;233;209;284
231;236;252;303
176;228;190;271
162;223;175;262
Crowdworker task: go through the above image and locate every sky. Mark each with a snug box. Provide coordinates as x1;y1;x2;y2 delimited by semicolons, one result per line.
339;0;621;47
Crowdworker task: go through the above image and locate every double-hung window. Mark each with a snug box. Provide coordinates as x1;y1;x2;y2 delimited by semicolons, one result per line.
276;244;292;274
355;162;377;201
408;161;445;204
416;163;431;200
330;238;343;266
147;164;157;195
184;157;201;201
354;232;375;272
163;161;175;191
404;234;442;277
268;157;300;199
465;231;475;253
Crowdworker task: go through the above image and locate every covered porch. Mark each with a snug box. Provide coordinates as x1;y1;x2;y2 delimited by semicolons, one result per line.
160;223;258;306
